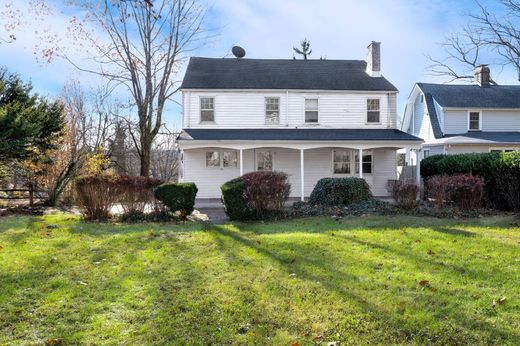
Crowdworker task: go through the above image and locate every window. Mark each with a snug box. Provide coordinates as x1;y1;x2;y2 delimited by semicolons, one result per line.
205;151;220;167
265;98;280;124
355;150;373;174
367;99;380;123
305;98;319;123
423;149;430;158
206;150;238;168
333;150;351;174
257;151;273;171
468;111;480;130
222;151;238;167
200;97;214;122
490;148;518;153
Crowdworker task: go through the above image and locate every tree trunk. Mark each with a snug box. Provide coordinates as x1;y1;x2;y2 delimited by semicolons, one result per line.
140;138;152;177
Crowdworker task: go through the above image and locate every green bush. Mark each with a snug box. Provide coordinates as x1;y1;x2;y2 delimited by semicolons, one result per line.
309;177;372;206
154;182;198;219
221;178;253;220
421;152;520;210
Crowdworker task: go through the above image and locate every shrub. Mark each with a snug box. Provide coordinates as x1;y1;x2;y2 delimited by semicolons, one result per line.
221;178;254;220
446;174;484;210
420;152;520;210
386;179;419;209
115;175;162;213
241;171;291;214
154;182;198;220
309;177;372;206
426;175;452;207
76;175;118;220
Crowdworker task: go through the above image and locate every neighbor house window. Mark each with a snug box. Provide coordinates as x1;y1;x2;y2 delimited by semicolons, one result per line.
205;151;220;167
423;149;430;158
200;97;214;122
265;98;280;124
469;111;480;130
355;150;373;174
367;99;380;123
333;150;351;174
305;98;319;123
490;148;517;153
257;151;273;171
206;150;238;168
222;151;238;167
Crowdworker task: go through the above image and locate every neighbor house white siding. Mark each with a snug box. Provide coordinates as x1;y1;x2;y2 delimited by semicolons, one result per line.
444;109;520;134
182;90;398;129
183;147;396;198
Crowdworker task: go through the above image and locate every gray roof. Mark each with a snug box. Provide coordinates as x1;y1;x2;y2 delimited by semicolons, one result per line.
417;83;520;108
181;57;398;91
178;128;422;142
438;131;520;144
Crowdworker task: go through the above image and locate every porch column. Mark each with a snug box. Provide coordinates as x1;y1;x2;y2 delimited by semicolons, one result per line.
415;149;422;184
300;149;305;201
239;149;244;176
358;148;363;178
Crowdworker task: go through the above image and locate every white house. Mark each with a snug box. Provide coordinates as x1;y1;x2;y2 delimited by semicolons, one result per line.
177;42;423;200
401;66;520;164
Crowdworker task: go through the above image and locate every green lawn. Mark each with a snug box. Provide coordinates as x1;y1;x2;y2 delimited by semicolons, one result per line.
0;214;519;345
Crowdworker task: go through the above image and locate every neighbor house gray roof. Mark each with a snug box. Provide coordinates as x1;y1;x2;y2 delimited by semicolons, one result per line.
178;128;422;142
416;83;520;139
433;131;520;145
181;57;398;91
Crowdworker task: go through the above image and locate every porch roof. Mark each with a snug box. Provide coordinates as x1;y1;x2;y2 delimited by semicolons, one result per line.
429;131;520;145
178;128;423;142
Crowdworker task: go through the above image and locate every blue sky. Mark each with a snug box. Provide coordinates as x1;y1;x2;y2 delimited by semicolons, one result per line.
1;0;515;127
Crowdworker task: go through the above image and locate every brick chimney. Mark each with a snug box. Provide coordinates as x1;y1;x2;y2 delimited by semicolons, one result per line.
475;65;491;86
366;41;381;77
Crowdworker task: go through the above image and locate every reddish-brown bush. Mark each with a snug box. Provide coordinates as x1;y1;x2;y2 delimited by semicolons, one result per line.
239;171;291;216
446;174;484;210
115;175;162;213
76;175;119;220
386;179;420;209
426;175;452;207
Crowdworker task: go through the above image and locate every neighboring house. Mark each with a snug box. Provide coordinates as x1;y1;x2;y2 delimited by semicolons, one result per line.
401;66;520;165
177;42;422;200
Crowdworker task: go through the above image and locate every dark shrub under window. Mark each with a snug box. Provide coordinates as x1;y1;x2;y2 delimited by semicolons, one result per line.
309;177;372;206
154;182;198;220
386;179;419;209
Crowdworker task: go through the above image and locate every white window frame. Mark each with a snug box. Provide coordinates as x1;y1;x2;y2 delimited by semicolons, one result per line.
304;97;319;123
332;150;351;174
265;97;280;125
256;150;274;171
200;97;215;123
366;98;381;124
489;148;519;153
205;150;238;169
467;110;481;131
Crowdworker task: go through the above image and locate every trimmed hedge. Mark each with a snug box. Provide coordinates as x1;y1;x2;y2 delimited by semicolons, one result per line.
309;177;372;206
421;152;520;210
220;171;291;220
221;178;253;220
154;182;198;219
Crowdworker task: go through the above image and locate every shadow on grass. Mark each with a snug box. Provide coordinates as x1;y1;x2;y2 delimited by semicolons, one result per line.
433;227;476;237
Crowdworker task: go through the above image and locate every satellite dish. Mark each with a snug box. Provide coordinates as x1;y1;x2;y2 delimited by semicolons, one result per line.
232;46;246;58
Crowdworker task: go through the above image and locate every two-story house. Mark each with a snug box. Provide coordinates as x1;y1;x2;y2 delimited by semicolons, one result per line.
401;65;520;164
177;42;423;200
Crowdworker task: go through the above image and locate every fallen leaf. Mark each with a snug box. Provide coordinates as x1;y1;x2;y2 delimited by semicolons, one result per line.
493;297;506;307
419;280;430;286
78;281;88;286
46;338;61;345
427;249;435;255
291;342;301;346
313;335;323;342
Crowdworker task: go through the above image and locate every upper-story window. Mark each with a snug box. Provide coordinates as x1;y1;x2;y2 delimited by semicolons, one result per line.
305;98;319;123
265;97;280;124
367;99;380;123
468;111;481;131
200;97;214;122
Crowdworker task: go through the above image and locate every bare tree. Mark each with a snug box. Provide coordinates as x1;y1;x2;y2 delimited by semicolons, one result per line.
429;0;520;82
150;126;180;182
33;0;209;176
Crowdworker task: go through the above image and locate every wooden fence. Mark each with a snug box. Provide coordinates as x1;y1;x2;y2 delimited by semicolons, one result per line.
0;184;44;207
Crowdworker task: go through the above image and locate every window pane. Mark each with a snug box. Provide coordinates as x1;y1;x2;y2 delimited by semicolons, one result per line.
223;151;238;167
363;162;372;174
257;152;273;171
265;98;280;124
305;111;318;122
206;151;220;167
367;111;380;123
305;98;318;111
201;110;214;122
333;150;349;163
355;152;372;174
469;112;480;130
334;163;350;174
367;99;380;111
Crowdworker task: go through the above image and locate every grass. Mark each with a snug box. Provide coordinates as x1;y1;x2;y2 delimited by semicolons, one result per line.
0;214;519;345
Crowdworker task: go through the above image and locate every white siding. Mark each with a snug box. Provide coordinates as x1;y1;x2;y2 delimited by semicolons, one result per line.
183;147;396;199
446;144;520;154
423;145;444;156
183;90;397;129
443;110;468;134
444;109;520;134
